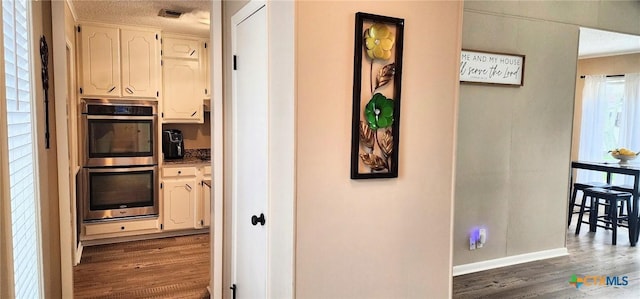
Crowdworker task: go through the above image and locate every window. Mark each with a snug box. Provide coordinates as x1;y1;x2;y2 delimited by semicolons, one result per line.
602;78;625;161
2;0;43;297
578;74;640;185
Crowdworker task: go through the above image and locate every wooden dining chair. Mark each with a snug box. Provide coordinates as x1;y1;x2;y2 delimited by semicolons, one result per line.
611;184;634;222
568;182;611;227
575;187;632;245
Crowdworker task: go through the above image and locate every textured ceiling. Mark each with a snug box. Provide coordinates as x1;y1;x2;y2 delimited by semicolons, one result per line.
70;0;211;37
579;28;640;59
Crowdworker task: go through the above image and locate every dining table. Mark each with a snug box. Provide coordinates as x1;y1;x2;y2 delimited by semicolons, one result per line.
571;160;640;246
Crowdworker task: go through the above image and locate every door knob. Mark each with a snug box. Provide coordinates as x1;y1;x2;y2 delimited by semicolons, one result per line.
251;213;265;226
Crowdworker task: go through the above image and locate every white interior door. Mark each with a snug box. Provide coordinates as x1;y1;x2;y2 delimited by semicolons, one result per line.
232;2;268;299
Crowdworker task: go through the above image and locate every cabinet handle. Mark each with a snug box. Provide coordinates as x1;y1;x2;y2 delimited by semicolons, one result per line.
191;111;197;117
178;171;182;174
190;50;196;56
108;86;116;93
125;87;134;94
185;184;192;191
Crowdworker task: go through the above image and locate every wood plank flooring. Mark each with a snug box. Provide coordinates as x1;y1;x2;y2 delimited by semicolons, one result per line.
74;222;639;298
453;220;640;298
74;233;210;299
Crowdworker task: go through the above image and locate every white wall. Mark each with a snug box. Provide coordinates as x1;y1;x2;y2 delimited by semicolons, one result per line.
32;1;63;296
455;11;577;266
295;1;463;298
454;0;640;269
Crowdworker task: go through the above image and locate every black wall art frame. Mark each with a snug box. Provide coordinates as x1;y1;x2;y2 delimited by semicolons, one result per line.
350;12;404;179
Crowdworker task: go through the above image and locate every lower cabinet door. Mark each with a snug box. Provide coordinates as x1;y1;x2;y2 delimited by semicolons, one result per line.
163;177;197;230
203;182;211;227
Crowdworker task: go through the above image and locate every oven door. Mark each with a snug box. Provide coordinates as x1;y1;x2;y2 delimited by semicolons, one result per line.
84;115;158;167
82;166;159;221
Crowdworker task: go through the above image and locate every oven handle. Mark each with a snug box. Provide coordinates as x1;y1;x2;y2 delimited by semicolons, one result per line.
85;115;155;121
85;166;157;173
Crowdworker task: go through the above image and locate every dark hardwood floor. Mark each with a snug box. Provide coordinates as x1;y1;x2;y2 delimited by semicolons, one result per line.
74;233;210;299
453;220;640;298
74;222;639;298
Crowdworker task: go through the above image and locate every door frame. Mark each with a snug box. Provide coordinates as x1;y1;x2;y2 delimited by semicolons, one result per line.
65;38;83;266
210;1;224;299
50;0;228;297
227;0;295;298
52;1;74;297
51;0;293;298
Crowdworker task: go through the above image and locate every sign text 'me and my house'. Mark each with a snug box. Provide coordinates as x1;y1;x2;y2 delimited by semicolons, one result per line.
460;50;524;86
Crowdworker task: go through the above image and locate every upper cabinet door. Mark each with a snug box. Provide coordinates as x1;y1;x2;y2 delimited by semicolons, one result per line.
203;40;211;100
162;59;203;123
163;37;200;60
80;25;121;97
121;30;160;98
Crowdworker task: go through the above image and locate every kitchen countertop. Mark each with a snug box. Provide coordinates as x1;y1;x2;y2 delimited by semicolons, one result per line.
163;157;211;166
163;148;211;166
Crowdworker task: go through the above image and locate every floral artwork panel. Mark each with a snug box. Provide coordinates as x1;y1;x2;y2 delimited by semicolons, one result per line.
350;12;404;179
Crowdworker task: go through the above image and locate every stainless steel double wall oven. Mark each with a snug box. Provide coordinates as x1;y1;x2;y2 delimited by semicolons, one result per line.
80;99;159;221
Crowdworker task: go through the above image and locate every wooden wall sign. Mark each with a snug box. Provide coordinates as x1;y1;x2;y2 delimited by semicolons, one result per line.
459;50;525;86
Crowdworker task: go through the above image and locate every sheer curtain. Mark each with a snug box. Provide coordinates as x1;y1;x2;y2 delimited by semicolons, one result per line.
620;73;640;152
577;75;608;183
619;73;640;185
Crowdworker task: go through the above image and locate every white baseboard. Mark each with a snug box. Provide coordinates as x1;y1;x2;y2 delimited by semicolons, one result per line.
452;247;568;276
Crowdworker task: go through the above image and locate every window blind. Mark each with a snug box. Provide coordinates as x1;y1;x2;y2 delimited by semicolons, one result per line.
2;0;42;297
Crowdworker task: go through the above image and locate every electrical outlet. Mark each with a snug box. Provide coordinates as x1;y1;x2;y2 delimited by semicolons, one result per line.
469;236;476;250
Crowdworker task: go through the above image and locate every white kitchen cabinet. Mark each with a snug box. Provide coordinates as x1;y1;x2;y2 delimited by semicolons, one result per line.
200;165;212;228
162;59;203;123
203;40;211;100
84;218;159;237
202;181;211;227
162;176;198;230
79;24;160;99
121;29;160;98
79;25;121;97
163;37;201;60
162;165;210;230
